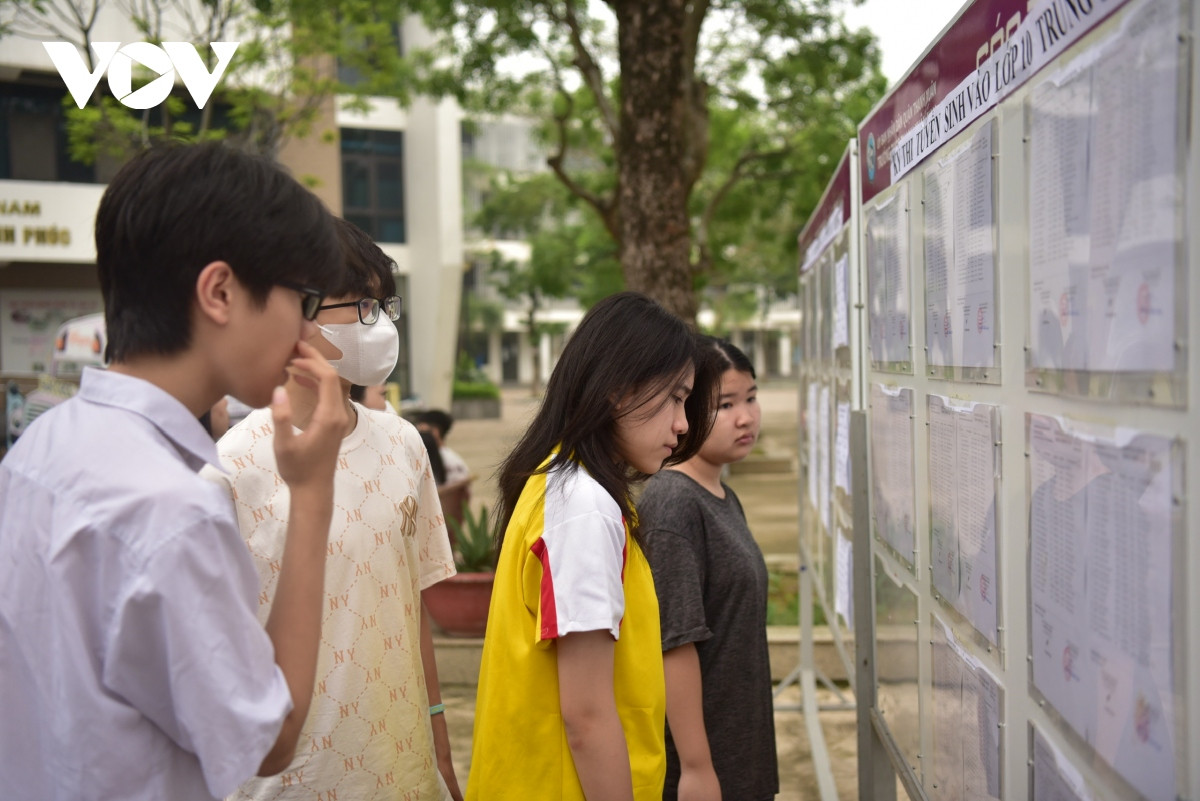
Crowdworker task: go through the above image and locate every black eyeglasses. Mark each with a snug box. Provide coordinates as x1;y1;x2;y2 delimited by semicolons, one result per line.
316;295;402;325
276;280;325;321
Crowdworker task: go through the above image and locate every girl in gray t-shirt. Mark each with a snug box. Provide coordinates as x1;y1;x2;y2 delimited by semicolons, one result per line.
640;338;779;800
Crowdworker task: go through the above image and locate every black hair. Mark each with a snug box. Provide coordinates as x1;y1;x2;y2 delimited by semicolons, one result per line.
419;429;447;485
349;384;366;403
413;409;454;438
95;141;342;363
495;291;721;547
331;217;397;299
707;337;756;379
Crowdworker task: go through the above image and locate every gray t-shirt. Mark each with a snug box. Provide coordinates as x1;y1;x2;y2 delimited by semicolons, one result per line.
640;469;779;800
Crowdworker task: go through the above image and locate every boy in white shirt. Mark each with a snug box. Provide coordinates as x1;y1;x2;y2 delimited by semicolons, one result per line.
0;142;349;800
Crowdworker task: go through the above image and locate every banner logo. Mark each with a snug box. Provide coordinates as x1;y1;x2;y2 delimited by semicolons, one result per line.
43;42;239;110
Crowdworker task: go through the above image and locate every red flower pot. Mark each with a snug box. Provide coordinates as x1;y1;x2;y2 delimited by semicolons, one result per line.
424;571;494;638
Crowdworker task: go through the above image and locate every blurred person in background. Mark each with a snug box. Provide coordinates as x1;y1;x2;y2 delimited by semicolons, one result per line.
412;408;469;485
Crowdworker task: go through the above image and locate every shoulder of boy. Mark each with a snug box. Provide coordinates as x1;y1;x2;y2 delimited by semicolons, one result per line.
197;462;232;495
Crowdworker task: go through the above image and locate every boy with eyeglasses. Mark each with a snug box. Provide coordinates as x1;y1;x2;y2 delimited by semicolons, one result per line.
213;218;464;801
0;142;350;801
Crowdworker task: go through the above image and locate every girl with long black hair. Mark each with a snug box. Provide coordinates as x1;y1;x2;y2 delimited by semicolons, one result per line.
467;292;720;801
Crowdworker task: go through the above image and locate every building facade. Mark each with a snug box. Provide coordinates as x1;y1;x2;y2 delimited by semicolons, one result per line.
0;11;462;418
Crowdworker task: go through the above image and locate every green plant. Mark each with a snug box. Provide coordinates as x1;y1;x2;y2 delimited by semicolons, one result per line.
765;569;798;626
452;379;501;400
447;504;497;573
454;351;488;382
452;353;500;400
764;567;826;627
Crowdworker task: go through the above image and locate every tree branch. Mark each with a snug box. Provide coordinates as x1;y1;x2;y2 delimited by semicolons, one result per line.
5;20;79;44
680;0;707;75
534;28;618;238
4;1;90;47
50;0;95;39
552;0;618;141
693;145;790;275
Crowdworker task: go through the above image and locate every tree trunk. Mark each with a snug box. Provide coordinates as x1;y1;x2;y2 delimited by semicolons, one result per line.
612;0;697;323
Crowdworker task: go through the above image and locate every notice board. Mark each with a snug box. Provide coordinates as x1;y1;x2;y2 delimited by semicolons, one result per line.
792;0;1198;798
798;145;859;663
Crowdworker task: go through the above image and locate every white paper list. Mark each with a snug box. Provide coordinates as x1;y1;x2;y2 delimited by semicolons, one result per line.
806;381;819;508
819;253;834;360
1028;0;1181;374
806;381;819;507
1027;413;1177;800
928;395;999;643
955;402;998;643
1028;70;1092;372
835;401;851;494
924;156;954;369
1032;726;1093;801
870;383;915;563
1084;0;1178;372
835;531;853;627
962;663;1001;800
930;617;1002;801
833;252;850;350
866;187;911;365
930;622;966;801
817;384;832;533
955;124;996;370
929;395;960;599
924;122;996;370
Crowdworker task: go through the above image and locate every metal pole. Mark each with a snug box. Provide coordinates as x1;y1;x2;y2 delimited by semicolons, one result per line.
852;409;897;801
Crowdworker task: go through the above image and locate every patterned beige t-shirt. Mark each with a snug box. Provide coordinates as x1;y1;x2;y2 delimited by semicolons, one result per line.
212;404;456;801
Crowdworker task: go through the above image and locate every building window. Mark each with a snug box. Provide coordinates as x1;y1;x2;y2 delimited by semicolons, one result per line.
0;82;96;183
460;122;476;159
341;128;406;243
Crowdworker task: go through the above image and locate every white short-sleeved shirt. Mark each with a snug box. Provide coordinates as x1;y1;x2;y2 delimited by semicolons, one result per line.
441;445;470;485
214;406;456;801
467;454;666;799
0;368;292;801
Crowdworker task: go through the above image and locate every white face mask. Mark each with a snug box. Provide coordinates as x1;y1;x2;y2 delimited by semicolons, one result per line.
317;314;399;387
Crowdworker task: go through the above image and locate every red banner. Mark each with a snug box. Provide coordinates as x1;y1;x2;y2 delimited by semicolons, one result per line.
797;146;852;273
858;0;1128;203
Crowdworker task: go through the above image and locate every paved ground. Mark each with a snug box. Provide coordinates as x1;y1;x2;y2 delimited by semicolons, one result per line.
438;382;862;800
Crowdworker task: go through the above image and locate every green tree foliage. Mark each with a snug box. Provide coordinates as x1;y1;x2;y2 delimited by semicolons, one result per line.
473;168;620;308
417;0;887;321
470;167;617;386
0;0;424;160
